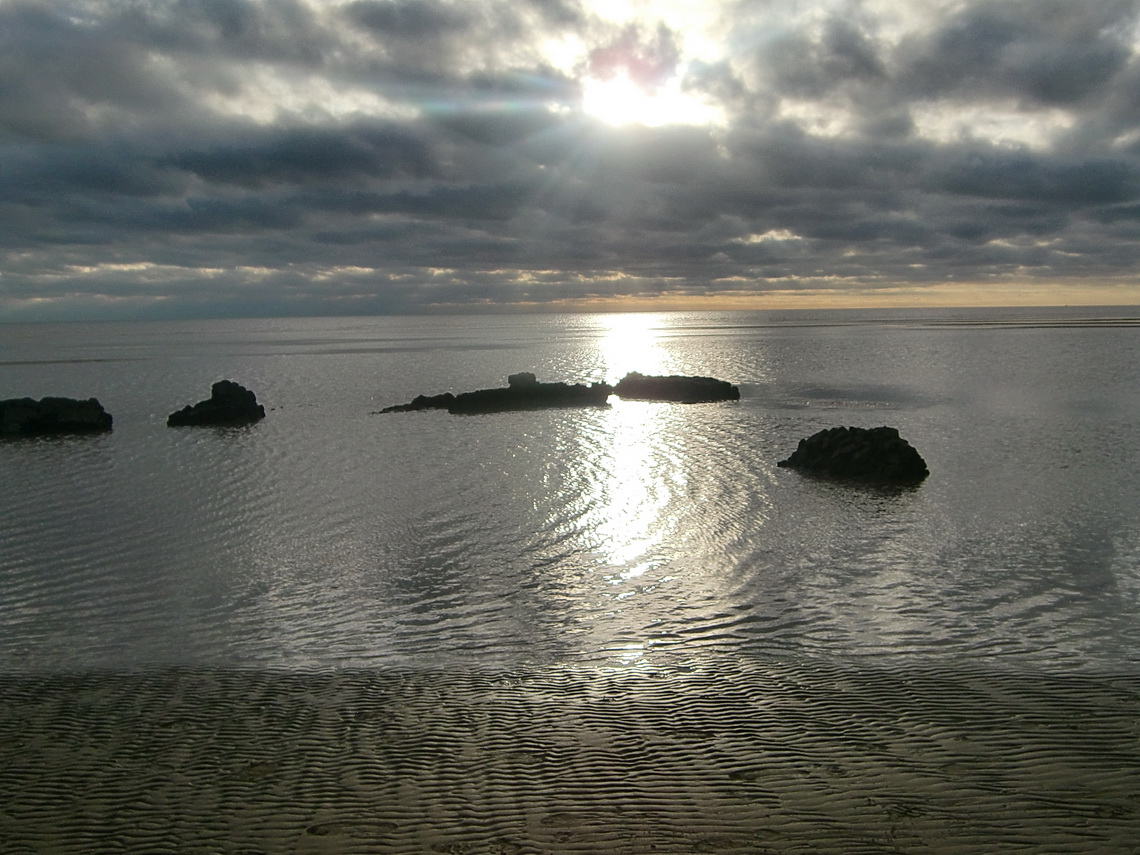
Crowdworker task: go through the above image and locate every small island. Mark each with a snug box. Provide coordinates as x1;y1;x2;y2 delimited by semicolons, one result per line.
613;372;740;403
0;396;113;437
381;372;612;415
168;380;266;427
778;425;929;485
381;370;744;414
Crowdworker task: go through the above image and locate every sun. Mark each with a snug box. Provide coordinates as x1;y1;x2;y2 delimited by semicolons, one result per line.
576;22;723;128
580;70;721;128
582;71;665;126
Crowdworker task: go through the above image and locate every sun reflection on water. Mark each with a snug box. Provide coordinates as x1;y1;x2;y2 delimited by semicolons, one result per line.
595;400;691;573
581;313;694;666
594;312;677;383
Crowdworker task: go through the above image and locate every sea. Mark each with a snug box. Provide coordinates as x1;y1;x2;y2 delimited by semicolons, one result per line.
3;306;1140;853
2;305;1138;674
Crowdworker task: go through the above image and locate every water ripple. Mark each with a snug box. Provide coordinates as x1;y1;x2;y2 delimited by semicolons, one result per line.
2;312;1139;671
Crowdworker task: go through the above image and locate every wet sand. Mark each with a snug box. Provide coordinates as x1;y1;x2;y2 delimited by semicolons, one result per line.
1;661;1137;854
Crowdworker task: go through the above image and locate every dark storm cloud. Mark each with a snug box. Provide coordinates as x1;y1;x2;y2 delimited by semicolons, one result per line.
1;0;1139;320
345;0;475;38
342;0;585;82
163;123;439;188
761;17;887;98
896;0;1134;106
935;153;1139;205
0;2;185;141
129;0;330;63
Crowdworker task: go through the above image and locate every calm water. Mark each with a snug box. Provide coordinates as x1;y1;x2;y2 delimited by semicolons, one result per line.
2;307;1139;672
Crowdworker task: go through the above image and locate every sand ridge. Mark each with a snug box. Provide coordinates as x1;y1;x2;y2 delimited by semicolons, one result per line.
1;661;1138;853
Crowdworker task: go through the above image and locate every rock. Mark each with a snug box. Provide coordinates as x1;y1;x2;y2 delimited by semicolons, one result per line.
167;380;265;427
381;373;613;415
0;396;113;437
382;370;743;414
379;392;457;414
778;425;929;484
613;372;740;403
449;378;612;414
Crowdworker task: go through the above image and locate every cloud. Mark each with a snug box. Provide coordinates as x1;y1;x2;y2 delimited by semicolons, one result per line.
162;123;439;188
586;23;682;90
1;0;1139;320
896;0;1134;106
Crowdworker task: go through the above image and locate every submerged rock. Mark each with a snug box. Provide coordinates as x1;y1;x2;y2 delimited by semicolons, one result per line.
167;380;265;427
0;396;113;437
613;372;740;403
778;425;929;484
381;372;612;415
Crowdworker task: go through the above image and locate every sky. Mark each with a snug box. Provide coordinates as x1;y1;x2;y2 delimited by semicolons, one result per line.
3;0;1140;321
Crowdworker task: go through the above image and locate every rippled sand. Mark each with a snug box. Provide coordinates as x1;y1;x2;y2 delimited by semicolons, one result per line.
2;662;1138;854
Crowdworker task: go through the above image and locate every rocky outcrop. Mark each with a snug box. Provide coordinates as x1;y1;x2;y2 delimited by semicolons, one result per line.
613;372;739;403
379;392;457;413
381;372;613;415
0;397;113;437
167;380;265;427
382;370;744;414
778;425;929;484
451;373;612;414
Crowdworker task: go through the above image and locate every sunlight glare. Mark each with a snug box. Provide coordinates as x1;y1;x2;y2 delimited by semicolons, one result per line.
587;313;686;575
581;71;722;127
597;312;672;382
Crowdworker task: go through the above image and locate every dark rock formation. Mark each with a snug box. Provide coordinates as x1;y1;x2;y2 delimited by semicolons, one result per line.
381;372;612;415
0;397;113;437
450;376;612;414
613;372;740;403
379;392;457;413
778;425;929;484
167;380;265;427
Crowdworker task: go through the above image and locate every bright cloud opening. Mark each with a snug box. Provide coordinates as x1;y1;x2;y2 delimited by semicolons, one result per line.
581;70;722;127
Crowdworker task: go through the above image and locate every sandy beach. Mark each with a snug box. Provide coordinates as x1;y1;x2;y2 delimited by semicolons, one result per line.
1;660;1137;854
